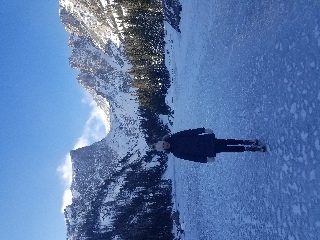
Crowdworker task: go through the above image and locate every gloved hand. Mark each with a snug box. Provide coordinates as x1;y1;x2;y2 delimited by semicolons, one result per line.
205;128;213;134
207;157;215;163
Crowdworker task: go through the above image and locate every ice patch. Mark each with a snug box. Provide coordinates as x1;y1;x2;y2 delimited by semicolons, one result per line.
310;170;316;180
275;42;283;51
315;138;320;150
277;208;282;222
314;25;320;38
292;205;301;215
289;42;295;50
287;86;292;92
282;163;289;173
310;150;315;158
288;183;299;192
300;131;308;141
310;61;316;68
283;154;291;161
286;64;292;72
290;102;296;113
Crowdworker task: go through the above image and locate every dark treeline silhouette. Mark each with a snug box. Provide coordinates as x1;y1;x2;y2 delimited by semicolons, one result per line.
108;1;181;239
107;1;181;239
115;0;172;121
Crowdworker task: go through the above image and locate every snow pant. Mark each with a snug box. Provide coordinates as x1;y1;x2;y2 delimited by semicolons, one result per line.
215;139;246;153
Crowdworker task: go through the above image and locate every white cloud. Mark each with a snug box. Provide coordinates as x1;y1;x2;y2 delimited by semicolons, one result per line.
58;153;73;212
58;94;110;213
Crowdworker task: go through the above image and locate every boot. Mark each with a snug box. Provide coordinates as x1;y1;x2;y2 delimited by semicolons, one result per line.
245;146;266;152
243;139;259;146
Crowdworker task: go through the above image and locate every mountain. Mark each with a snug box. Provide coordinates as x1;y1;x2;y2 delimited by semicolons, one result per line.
59;0;147;238
59;0;180;239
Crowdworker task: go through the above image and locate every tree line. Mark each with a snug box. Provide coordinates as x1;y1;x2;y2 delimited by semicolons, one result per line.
114;0;172;124
108;1;181;239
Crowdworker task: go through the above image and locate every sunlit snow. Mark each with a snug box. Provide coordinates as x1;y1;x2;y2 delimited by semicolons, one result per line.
164;1;320;239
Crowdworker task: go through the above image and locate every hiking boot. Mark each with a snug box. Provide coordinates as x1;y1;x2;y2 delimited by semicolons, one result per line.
261;146;267;152
245;146;266;152
243;139;259;146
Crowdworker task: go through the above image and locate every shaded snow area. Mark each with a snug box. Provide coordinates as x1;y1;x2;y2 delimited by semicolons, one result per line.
164;1;320;240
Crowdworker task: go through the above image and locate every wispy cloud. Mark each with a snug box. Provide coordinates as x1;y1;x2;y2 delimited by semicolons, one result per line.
58;94;110;213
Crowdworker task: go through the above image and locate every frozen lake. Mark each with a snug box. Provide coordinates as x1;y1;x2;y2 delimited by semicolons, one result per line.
165;1;320;239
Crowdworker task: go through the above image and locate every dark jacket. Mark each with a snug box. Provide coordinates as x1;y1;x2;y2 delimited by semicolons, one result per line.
165;128;216;163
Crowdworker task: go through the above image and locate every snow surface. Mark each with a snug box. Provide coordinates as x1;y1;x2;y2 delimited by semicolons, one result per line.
164;1;320;239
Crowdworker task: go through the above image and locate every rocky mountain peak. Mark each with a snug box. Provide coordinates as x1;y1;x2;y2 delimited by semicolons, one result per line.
59;1;147;238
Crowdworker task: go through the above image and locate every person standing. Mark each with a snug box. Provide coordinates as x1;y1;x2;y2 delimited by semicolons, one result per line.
153;128;266;163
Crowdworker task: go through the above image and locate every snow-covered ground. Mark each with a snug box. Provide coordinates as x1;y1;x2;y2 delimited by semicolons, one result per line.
165;1;320;239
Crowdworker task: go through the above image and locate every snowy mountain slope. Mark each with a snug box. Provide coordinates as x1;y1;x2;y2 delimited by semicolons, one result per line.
60;0;123;49
165;1;320;239
59;1;154;238
60;0;146;158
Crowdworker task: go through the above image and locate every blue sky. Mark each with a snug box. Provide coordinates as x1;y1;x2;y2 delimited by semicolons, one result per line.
0;1;106;239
